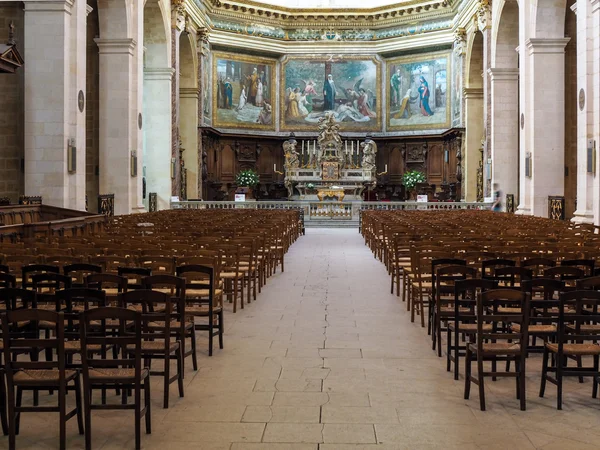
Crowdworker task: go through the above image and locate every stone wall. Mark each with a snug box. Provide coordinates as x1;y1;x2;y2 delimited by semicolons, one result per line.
0;3;24;203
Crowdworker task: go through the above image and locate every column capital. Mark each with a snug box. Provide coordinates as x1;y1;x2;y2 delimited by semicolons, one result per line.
144;67;175;81
180;87;199;99
526;38;571;54
463;87;484;99
24;0;74;13
488;68;519;82
95;38;136;55
591;0;599;13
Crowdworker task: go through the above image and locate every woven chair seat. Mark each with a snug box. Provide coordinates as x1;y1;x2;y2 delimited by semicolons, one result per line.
14;369;77;386
64;341;104;353
126;340;179;353
498;307;521;314
88;367;149;383
440;306;471;314
566;324;600;333
546;343;600;356
511;324;556;334
90;318;134;329
185;305;223;316
185;288;223;297
468;342;521;355
221;271;244;278
448;323;492;332
149;320;193;330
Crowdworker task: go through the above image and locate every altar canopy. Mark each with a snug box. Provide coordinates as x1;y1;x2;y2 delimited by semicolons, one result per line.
283;112;377;201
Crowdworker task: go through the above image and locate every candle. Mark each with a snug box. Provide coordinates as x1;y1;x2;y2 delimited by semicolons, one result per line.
385;164;388;172
345;141;348;153
351;141;354;153
302;140;304;154
273;164;276;171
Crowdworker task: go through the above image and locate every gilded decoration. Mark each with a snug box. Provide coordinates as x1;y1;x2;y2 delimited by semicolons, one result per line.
387;51;451;131
212;51;276;130
280;55;382;132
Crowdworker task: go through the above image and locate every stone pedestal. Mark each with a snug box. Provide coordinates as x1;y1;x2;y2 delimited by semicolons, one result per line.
489;68;519;210
144;67;174;210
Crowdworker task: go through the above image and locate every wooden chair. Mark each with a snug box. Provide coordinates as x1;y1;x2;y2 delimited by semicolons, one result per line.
119;290;184;408
118;267;152;290
540;290;600;409
481;258;516;279
79;307;151;450
21;264;60;290
447;278;498;380
1;309;83;450
0;273;17;290
176;264;224;356
465;289;530;411
561;259;595;277
142;274;197;374
492;266;533;289
63;263;102;288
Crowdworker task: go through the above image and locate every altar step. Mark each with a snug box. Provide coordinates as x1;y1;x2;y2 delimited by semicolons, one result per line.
305;219;359;228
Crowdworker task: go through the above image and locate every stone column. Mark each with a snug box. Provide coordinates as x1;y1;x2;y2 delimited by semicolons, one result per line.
463;87;484;201
95;38;136;215
489;68;519;209
171;1;186;198
591;0;600;225
525;38;570;217
180;87;198;199
144;67;174;210
573;0;595;223
24;0;86;210
477;0;493;199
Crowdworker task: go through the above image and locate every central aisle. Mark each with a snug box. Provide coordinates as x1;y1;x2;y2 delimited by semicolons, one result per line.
132;229;597;449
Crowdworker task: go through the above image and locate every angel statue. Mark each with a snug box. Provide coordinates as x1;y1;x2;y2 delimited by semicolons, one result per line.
317;112;342;148
283;138;300;170
361;137;377;171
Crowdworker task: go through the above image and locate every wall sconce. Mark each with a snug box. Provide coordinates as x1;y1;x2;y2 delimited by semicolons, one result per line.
525;152;532;178
67;138;76;173
130;150;138;177
587;139;596;175
171;158;176;179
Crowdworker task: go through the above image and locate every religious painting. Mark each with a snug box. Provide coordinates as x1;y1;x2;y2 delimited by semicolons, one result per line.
212;51;276;130
280;55;381;132
387;52;451;131
451;48;463;127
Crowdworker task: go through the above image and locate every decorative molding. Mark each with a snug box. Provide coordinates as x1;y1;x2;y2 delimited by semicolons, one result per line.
526;38;571;55
463;87;483;99
487;67;519;82
172;0;187;31
476;0;491;31
453;27;466;55
94;38;136;55
180;87;200;99
144;67;176;81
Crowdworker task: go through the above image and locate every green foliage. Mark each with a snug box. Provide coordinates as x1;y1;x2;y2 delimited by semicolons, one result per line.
402;170;427;191
235;169;260;187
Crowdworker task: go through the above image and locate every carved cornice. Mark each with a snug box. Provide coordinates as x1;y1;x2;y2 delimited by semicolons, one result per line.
453;27;466;55
172;0;187;30
476;0;491;31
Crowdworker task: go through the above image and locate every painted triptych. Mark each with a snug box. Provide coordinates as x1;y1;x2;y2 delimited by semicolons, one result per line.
212;52;276;130
387;52;451;131
280;56;381;132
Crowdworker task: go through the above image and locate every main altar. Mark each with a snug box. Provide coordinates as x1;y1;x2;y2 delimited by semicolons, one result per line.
283;112;377;201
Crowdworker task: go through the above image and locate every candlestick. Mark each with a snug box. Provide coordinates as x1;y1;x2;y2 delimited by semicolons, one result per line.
345;141;348;153
302;140;304;155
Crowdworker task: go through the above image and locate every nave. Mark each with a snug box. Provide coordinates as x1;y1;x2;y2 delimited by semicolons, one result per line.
7;228;599;450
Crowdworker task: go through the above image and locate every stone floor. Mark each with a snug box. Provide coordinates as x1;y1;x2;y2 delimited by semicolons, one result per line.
4;228;600;449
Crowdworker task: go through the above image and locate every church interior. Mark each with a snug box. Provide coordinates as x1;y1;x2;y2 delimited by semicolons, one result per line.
0;0;600;448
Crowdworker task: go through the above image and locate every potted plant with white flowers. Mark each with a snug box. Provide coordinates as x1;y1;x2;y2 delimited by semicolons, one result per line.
235;169;260;199
402;170;426;200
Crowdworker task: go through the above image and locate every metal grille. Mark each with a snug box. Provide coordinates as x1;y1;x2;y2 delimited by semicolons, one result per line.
548;196;565;220
18;195;42;205
149;193;158;212
506;194;515;213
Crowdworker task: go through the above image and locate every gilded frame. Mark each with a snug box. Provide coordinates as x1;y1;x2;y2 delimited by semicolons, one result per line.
279;55;382;132
321;161;340;181
212;51;277;130
386;51;451;131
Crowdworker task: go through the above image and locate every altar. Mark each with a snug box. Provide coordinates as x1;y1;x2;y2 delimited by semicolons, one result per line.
283;112;377;201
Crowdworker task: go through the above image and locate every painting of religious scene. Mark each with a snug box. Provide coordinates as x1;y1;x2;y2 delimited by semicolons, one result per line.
387;52;450;131
213;52;275;130
281;56;381;131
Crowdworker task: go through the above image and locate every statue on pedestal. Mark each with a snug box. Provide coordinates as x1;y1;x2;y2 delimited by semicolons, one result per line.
361;137;377;171
283;138;300;170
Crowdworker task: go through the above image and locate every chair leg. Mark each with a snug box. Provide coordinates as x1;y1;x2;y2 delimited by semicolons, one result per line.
477;358;486;411
0;372;7;436
557;357;563;410
135;385;141;450
84;386;92;450
59;384;66;450
593;355;599;399
190;327;198;371
74;377;84;435
218;311;224;350
519;356;527;411
15;388;22;435
539;348;549;397
446;328;452;372
143;381;152;436
163;355;170;409
464;347;472;400
209;316;214;357
177;348;184;399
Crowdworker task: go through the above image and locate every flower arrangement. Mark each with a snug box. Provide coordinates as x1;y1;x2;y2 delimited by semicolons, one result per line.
235;169;260;187
306;183;315;189
402;170;427;192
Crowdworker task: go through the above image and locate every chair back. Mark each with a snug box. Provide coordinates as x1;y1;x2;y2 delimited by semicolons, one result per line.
64;263;102;288
118;290;172;346
556;290;600;354
86;273;128;294
176;264;217;308
543;266;585;288
0;287;36;311
493;266;533;288
0;273;17;289
477;289;530;353
117;267;152;290
1;310;67;385
561;259;595;277
79;307;142;378
481;258;516;279
55;288;107;343
21;264;60;289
